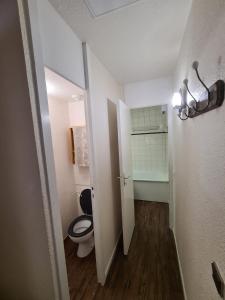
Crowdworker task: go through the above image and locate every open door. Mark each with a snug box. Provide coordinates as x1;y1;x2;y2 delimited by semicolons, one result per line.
117;100;135;255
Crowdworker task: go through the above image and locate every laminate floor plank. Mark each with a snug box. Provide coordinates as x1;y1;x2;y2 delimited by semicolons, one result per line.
64;200;184;300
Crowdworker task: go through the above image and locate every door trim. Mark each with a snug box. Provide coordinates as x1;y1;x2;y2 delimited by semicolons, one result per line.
19;2;106;297
18;1;69;298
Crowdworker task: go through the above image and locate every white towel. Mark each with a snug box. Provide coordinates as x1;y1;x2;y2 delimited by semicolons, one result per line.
73;126;89;167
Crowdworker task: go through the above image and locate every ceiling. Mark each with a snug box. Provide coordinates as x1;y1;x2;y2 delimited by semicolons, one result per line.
45;67;84;101
49;0;192;84
84;0;141;18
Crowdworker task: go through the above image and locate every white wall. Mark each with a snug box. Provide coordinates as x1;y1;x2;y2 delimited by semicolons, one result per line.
0;1;55;298
85;45;123;283
37;0;85;88
48;97;78;239
172;1;225;299
124;76;172;108
69;101;86;127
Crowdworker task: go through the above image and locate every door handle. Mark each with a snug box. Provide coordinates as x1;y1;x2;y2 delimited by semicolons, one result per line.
117;176;131;186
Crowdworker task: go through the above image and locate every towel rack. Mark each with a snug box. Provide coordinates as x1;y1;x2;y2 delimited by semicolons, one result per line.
131;131;168;136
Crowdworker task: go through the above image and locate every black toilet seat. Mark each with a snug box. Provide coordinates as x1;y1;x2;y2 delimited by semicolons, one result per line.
68;215;93;238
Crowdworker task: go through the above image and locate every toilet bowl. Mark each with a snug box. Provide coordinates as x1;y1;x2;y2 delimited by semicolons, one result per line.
68;188;94;258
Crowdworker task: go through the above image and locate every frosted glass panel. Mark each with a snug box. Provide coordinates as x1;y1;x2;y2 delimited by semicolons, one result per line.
131;105;168;182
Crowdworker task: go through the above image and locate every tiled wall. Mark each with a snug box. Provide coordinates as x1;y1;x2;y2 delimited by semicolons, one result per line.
131;106;169;181
131;105;167;132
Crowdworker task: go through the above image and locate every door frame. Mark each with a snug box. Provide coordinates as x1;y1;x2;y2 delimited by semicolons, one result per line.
18;1;105;299
127;103;174;229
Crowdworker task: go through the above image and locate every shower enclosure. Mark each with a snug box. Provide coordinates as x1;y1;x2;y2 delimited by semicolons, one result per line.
131;105;169;202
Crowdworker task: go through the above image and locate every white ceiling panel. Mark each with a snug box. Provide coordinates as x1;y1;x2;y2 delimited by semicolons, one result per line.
84;0;141;17
49;0;192;83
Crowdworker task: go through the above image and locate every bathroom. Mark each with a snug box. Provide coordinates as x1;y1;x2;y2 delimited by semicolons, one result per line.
3;1;225;299
130;105;169;203
45;68;96;282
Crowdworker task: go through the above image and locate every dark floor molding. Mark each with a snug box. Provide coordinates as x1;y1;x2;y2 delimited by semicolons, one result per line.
172;229;187;300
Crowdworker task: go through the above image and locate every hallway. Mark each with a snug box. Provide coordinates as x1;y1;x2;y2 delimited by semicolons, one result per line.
64;200;184;300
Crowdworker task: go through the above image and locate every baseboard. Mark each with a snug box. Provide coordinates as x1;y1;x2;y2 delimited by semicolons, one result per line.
172;229;187;300
104;231;122;282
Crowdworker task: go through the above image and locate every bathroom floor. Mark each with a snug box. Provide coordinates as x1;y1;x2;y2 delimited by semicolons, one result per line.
64;200;184;300
64;237;98;299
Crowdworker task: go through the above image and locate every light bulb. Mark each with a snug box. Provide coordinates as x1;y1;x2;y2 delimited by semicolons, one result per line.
186;93;193;105
46;81;55;95
172;93;182;108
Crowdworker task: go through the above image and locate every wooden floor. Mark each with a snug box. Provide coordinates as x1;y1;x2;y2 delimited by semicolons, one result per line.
64;201;184;300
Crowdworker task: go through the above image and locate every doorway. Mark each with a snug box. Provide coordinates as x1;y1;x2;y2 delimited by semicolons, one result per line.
116;102;170;256
130;104;169;203
44;67;98;298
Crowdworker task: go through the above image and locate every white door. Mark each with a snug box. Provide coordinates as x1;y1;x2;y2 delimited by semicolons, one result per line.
117;100;135;255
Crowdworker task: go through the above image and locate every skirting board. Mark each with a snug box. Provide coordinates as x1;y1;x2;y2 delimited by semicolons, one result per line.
172;229;187;300
104;231;122;284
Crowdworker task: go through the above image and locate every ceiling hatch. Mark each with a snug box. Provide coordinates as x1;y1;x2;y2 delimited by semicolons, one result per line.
84;0;141;18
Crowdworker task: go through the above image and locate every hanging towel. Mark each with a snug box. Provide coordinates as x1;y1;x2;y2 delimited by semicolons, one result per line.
73;126;89;167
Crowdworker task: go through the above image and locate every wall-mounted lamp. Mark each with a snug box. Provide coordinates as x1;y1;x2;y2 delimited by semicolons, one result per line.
172;90;189;120
172;92;182;108
172;61;225;120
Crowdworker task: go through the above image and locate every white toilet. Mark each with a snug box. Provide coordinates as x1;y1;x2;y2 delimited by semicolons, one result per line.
68;189;94;258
